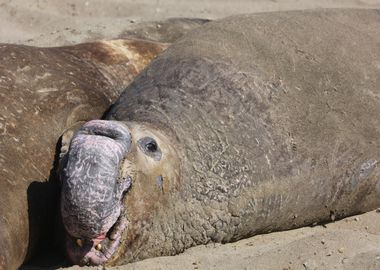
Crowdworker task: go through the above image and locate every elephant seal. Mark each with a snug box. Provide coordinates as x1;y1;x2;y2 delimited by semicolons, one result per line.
0;17;209;270
59;9;380;266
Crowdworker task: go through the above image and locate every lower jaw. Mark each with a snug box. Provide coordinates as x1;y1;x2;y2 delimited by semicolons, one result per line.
78;249;108;266
66;213;128;266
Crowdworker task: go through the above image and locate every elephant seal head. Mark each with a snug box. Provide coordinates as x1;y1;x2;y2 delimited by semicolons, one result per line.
59;119;180;265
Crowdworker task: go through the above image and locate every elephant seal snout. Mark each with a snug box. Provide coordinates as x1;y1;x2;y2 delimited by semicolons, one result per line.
61;120;181;265
61;120;132;265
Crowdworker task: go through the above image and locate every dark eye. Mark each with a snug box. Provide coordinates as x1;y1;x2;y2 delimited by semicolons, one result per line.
138;137;162;161
145;140;158;152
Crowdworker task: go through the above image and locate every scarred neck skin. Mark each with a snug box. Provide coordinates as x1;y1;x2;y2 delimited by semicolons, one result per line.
105;48;380;264
103;56;265;263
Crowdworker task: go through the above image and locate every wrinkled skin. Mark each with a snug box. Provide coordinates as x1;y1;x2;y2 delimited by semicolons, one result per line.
61;121;132;239
60;9;380;266
61;121;132;264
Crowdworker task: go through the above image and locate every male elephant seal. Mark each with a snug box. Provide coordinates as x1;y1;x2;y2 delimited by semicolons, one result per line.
60;9;380;266
0;17;211;270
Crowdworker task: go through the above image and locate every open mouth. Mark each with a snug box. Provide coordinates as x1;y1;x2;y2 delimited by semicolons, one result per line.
65;186;131;266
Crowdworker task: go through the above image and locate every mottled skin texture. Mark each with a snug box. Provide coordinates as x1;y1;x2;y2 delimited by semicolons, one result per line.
61;121;132;239
0;17;209;269
60;9;380;266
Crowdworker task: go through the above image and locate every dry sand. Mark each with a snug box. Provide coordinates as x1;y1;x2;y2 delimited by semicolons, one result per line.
1;0;380;46
65;211;380;270
2;1;379;269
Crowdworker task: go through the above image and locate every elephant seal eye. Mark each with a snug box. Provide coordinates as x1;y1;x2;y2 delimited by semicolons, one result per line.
138;137;162;161
146;141;157;152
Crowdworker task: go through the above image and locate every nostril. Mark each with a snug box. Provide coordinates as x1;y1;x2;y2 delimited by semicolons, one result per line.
79;120;131;145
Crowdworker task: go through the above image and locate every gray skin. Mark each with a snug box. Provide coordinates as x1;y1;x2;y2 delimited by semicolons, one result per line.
60;9;380;266
61;121;132;239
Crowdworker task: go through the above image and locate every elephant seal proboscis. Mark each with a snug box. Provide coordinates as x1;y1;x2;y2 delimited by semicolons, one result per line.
59;9;380;266
0;17;210;270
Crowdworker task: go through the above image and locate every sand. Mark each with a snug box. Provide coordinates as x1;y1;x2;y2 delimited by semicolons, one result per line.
2;1;379;269
64;211;380;270
1;0;380;46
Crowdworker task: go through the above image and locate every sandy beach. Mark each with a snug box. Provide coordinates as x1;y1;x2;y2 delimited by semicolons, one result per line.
1;0;379;46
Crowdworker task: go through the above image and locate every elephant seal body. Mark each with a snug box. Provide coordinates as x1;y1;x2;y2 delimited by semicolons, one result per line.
60;9;380;266
0;17;211;269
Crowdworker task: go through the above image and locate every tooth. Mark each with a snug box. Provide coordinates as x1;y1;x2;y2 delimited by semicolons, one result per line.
95;243;102;251
76;239;83;247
